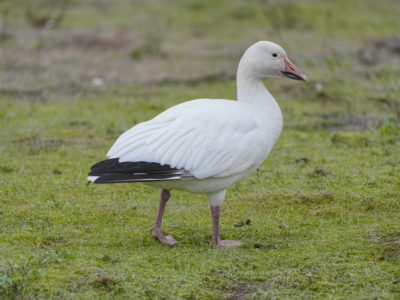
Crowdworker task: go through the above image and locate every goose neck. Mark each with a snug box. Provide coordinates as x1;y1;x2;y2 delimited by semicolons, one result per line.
236;64;275;107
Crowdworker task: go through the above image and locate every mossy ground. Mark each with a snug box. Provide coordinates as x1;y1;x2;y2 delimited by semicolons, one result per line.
0;0;399;299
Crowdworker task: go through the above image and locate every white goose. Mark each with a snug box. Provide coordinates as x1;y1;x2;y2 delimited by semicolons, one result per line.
88;41;306;247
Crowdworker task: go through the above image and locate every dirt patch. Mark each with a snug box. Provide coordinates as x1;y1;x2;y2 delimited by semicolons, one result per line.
357;36;400;65
231;282;270;299
156;70;236;86
370;231;400;263
44;30;131;51
295;192;334;205
39;235;67;248
313;167;328;177
13;136;65;154
0;88;48;101
92;276;120;292
290;113;386;132
330;133;371;147
29;139;64;151
68;120;92;129
370;96;400;112
25;5;66;29
318;113;385;132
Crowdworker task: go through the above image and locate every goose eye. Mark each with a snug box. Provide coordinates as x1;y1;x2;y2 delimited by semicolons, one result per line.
272;53;278;57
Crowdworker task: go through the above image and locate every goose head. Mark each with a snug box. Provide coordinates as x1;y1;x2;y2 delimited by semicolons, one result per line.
239;41;306;81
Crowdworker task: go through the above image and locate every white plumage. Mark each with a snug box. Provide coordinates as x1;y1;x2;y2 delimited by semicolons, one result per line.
88;41;306;247
108;99;276;179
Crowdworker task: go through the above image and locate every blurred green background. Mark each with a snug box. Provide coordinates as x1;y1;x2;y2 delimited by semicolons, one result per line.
0;0;399;299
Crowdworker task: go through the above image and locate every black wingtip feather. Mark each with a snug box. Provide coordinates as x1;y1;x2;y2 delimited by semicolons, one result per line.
88;158;190;184
90;158;119;171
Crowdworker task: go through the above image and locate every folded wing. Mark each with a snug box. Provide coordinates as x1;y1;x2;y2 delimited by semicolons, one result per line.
107;99;267;179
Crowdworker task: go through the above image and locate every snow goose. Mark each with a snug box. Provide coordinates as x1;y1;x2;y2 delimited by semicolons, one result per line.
88;41;306;247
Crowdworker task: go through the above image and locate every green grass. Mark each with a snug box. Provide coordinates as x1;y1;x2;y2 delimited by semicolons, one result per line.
1;0;400;299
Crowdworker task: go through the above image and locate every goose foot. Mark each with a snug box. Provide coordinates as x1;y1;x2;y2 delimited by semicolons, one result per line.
151;227;177;246
151;189;176;246
210;205;242;248
216;240;242;248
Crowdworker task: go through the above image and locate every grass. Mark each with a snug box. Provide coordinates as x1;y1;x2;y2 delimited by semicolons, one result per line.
1;0;400;299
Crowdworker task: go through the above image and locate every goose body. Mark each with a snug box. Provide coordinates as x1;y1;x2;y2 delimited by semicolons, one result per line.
88;41;306;247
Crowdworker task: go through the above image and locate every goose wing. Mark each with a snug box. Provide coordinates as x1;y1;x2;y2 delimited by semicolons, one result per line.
106;99;267;180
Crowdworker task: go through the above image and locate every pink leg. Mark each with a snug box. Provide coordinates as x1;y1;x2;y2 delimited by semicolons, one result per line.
151;189;177;246
211;206;221;246
210;206;241;248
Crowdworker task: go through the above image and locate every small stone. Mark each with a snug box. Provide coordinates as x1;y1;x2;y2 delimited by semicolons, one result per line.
92;77;105;88
314;81;323;92
279;223;289;230
234;221;244;228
